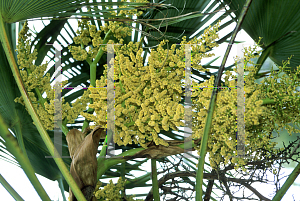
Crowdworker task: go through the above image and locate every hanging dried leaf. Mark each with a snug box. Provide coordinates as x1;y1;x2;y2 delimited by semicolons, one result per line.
66;126;105;201
82;126;107;139
124;140;195;159
66;129;85;158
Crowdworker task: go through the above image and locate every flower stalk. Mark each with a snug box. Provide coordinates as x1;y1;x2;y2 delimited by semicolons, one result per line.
151;159;160;201
0;114;50;201
0;173;24;201
272;162;300;201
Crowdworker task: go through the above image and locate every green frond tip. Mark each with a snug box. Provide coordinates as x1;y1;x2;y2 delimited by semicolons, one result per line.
0;0;150;23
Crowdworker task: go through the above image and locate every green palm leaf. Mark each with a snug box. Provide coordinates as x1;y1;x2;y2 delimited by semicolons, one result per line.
0;0;150;23
224;0;300;73
142;0;234;48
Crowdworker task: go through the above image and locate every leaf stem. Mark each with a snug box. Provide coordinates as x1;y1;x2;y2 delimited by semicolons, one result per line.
0;173;24;201
57;177;67;201
0;115;50;201
151;159;160;201
97;147;144;180
272;162;300;201
90;29;112;87
96;139;197;180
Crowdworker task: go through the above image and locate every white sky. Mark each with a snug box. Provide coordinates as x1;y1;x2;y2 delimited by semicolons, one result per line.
1;1;300;201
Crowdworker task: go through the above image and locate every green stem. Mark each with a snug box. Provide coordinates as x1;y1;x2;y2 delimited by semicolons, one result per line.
61;118;69;136
57;177;67;201
0;15;87;201
82;106;94;131
151;159;160;201
121;162;125;198
262;98;276;105
90;29;112;87
97;147;144;180
99;135;109;159
254;46;272;79
195;94;217;201
86;56;92;65
178;139;195;149
195;0;253;200
83;30;112;130
0;173;24;201
0;115;50;201
272;162;300;201
97;139;198;180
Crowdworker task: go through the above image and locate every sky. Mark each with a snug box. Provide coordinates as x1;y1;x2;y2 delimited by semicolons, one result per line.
1;1;300;201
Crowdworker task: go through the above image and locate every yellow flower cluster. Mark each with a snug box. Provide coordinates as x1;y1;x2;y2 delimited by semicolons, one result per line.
68;13;300;171
81;23;220;148
117;0;148;17
14;21;51;103
101;0;148;41
69;0;148;59
94;177;143;201
192;42;300;169
188;24;219;72
68;16;133;62
256;56;300;135
101;21;132;41
68;18;100;61
15;21;90;130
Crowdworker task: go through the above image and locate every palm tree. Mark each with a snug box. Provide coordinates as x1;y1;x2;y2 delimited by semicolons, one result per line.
0;0;299;201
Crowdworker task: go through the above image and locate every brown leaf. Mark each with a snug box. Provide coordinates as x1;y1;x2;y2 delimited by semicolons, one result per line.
66;129;85;159
82;126;107;139
66;126;104;201
132;141;185;159
124;140;196;160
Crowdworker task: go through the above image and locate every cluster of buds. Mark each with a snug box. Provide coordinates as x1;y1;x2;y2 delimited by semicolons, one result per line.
94;177;143;201
15;21;90;130
81;22;220;149
192;42;300;169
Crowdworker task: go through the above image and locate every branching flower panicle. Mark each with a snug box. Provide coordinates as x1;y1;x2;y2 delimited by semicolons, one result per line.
15;21;90;131
192;40;300;169
80;22;220;148
94;177;143;201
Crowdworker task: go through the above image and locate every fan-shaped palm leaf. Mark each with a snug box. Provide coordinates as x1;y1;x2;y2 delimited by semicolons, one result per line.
224;0;300;74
